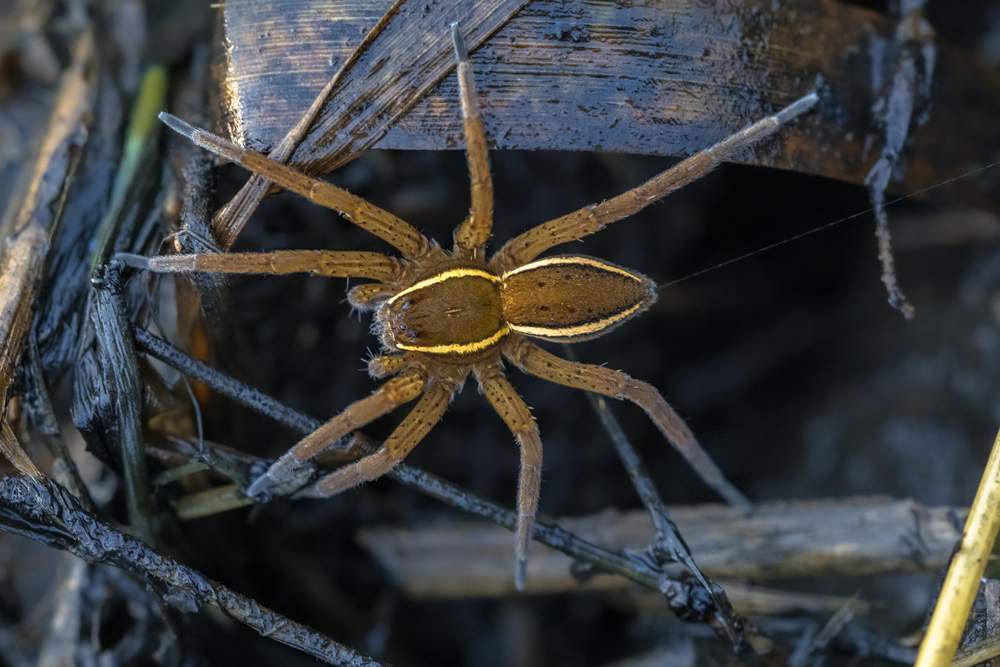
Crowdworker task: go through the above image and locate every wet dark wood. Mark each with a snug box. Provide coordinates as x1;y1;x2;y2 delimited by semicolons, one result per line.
0;33;96;417
216;0;1000;213
212;0;534;247
0;475;386;667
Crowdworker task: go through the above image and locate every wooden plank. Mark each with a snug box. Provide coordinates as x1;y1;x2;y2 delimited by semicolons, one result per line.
358;496;964;597
215;0;1000;210
213;0;535;246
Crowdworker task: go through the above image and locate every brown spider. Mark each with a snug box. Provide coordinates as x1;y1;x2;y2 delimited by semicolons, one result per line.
123;25;817;589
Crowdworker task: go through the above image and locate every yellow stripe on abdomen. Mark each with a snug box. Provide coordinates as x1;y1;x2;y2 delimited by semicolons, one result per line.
500;255;656;343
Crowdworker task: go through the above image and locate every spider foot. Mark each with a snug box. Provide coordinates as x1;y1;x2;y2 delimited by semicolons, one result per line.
514;510;535;591
245;456;316;502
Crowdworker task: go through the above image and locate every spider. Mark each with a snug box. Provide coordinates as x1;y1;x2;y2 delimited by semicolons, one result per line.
120;24;817;589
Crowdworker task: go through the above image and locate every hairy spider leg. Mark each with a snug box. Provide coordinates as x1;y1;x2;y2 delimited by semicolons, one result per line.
450;24;544;587
113;248;423;497
297;381;459;498
149;29;818;591
115;247;404;310
491;92;820;271
475;365;542;590
450;23;494;256
115;250;402;282
247;369;426;499
508;340;753;512
159;113;435;260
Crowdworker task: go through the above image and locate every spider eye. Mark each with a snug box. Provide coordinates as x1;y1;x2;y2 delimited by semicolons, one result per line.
399;323;406;330
396;312;403;318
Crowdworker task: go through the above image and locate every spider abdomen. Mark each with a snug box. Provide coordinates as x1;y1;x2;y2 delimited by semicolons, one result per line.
380;267;507;358
500;256;656;342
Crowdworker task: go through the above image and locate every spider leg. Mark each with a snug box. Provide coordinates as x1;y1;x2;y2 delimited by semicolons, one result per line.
247;369;426;499
475;365;542;591
507;341;752;512
450;23;494;256
116;250;401;282
296;380;459;498
160;113;433;260
492;92;819;270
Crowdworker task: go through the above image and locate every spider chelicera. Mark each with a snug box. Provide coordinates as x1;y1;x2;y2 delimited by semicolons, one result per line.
121;24;817;589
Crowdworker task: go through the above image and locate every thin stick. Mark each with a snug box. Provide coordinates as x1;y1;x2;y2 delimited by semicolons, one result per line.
564;344;748;652
134;328;318;434
565;348;700;567
0;475;384;667
363;435;661;589
915;426;1000;667
387;457;755;631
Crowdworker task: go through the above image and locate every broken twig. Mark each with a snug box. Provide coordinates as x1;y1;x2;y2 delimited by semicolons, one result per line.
0;474;385;667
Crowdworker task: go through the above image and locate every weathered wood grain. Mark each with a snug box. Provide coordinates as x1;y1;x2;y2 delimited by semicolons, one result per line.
212;0;535;246
620;583;873;617
0;33;95;418
359;496;964;597
216;0;1000;211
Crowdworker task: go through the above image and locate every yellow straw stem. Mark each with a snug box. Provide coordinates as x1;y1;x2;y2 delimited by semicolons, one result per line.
915;426;1000;667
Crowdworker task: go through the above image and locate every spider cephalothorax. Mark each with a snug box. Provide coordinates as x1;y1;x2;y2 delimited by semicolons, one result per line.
125;24;817;589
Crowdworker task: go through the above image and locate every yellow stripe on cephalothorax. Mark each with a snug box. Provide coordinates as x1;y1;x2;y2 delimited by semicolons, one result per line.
387;267;500;306
500;256;643;282
394;325;510;355
507;302;647;339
